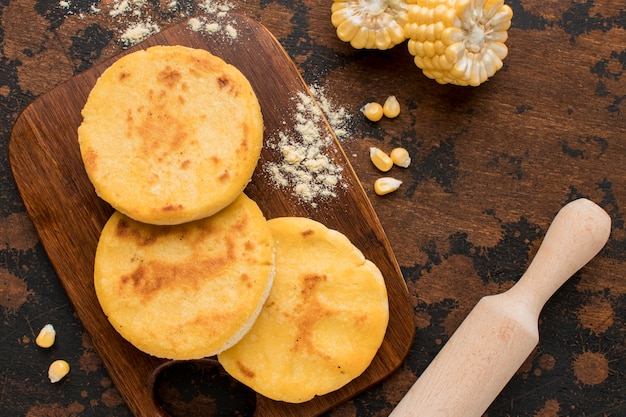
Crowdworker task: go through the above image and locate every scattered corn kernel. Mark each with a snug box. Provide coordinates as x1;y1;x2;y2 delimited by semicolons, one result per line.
374;177;403;195
382;95;401;118
36;324;56;348
370;147;394;172
48;359;70;383
390;147;411;167
362;102;384;122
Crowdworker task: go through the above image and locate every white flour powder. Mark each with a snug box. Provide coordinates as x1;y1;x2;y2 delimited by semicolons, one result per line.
187;0;238;40
58;0;238;47
265;91;347;206
309;84;352;142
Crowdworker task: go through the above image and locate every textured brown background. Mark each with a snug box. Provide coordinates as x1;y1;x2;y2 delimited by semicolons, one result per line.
1;0;625;416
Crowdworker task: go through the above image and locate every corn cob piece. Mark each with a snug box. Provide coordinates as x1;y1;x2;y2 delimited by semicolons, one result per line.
332;0;409;50
405;0;513;86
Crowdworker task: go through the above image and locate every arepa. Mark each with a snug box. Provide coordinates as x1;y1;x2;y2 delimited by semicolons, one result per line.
94;193;274;360
78;45;263;225
218;217;389;403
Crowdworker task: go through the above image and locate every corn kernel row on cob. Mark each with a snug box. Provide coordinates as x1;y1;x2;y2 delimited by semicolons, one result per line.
331;0;513;86
331;0;409;50
405;0;512;86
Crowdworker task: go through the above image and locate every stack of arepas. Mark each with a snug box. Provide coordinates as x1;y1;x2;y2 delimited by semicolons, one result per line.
79;45;389;403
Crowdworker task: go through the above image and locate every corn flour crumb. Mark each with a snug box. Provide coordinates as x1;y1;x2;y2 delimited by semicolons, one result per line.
187;16;238;40
265;92;345;206
187;1;238;40
187;17;205;32
198;0;235;15
308;84;352;142
109;0;132;18
224;24;238;39
120;21;160;47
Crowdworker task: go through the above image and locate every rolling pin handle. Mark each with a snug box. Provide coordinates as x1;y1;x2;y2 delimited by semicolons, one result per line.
389;198;611;417
509;198;612;317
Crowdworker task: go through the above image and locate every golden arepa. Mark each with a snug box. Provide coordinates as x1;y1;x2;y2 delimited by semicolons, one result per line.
218;217;389;403
78;45;263;225
94;193;274;360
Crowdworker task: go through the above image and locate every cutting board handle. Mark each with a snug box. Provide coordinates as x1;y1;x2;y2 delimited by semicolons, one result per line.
508;198;611;317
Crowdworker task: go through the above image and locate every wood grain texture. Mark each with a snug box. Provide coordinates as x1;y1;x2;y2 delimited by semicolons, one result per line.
8;14;414;417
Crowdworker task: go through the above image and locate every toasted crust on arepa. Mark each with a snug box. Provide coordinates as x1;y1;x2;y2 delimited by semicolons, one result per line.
94;194;274;360
78;45;263;225
218;217;389;403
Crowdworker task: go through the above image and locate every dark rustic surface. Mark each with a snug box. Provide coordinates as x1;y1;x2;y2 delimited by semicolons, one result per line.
1;0;625;416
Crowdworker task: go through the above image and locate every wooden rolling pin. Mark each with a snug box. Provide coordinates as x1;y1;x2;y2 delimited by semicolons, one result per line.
390;198;611;417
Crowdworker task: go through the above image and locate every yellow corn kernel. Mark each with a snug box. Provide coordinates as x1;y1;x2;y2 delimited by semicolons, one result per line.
383;95;401;118
331;0;409;50
36;324;56;348
374;177;403;195
370;147;394;172
362;102;384;122
48;360;70;383
390;147;411;167
405;0;513;86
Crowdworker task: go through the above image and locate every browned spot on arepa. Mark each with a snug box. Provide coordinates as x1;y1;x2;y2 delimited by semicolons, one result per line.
117;240;237;304
134;92;189;161
237;361;255;379
157;66;182;88
161;203;184;212
291;273;334;361
81;146;98;173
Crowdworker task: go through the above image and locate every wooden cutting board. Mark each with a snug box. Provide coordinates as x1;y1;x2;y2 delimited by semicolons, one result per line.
8;14;414;417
